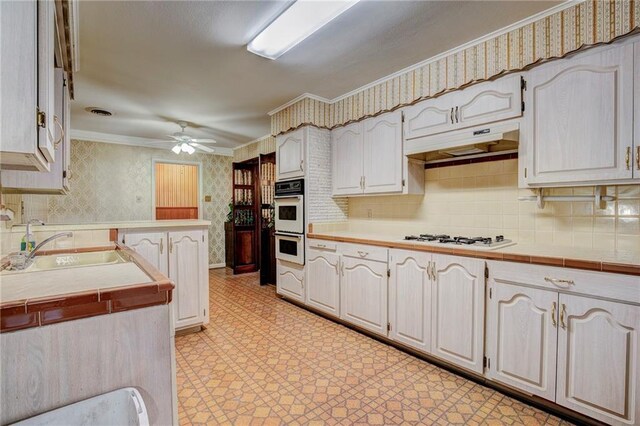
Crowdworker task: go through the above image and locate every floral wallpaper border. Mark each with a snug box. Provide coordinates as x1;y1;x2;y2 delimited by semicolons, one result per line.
270;0;640;136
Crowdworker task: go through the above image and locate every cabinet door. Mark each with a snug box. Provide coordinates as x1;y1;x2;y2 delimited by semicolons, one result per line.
363;111;403;194
0;69;69;193
454;74;522;130
487;282;558;401
124;232;168;276
340;255;388;336
169;230;207;329
332;122;364;195
556;294;640;426
388;250;431;353
306;248;340;317
403;95;453;140
37;0;56;163
523;43;634;185
634;41;640;180
276;128;305;181
431;254;485;373
276;260;305;303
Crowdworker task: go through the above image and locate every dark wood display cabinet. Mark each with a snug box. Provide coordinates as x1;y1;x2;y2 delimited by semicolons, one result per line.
259;152;276;285
231;159;260;274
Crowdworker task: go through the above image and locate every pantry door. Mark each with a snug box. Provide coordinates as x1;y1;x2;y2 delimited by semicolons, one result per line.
154;161;201;220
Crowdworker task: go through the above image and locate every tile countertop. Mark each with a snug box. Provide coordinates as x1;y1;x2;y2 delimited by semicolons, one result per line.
2;219;211;234
0;244;174;333
306;230;640;276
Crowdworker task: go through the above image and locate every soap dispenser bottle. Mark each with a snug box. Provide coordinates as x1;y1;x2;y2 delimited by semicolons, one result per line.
21;219;44;252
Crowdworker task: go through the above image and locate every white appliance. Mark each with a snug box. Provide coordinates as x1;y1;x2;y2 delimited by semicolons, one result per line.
274;178;305;265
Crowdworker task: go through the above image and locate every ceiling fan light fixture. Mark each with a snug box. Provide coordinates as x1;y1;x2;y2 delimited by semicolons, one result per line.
247;0;360;60
171;144;182;154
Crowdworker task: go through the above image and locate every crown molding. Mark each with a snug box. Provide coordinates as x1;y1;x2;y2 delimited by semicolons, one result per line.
233;134;274;150
267;92;332;116
70;129;234;156
268;0;580;111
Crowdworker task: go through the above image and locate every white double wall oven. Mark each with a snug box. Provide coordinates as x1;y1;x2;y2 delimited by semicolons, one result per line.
274;178;305;265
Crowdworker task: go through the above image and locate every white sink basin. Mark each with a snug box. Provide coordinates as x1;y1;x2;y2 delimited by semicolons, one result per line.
2;250;126;274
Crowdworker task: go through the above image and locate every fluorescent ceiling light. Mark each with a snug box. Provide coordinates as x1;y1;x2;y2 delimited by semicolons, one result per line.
247;0;360;60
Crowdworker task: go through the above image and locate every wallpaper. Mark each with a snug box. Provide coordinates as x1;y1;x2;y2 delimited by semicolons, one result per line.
233;135;276;162
348;159;640;252
271;0;640;135
19;140;233;265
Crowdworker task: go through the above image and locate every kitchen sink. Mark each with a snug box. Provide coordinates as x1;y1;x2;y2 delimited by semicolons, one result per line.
2;250;127;274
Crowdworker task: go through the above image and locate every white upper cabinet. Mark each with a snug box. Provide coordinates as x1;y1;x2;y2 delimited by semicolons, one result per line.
521;42;635;186
306;247;340;318
431;254;485;374
404;74;522;141
332;122;364;195
37;0;56;164
2;68;71;193
388;249;432;353
635;41;640;178
556;295;640;426
340;253;388;337
363;111;403;194
276;127;305;181
487;282;558;401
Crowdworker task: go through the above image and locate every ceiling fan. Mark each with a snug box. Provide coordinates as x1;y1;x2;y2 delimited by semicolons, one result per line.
164;121;217;154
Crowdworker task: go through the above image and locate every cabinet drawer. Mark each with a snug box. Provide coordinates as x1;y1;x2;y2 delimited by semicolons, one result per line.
308;239;337;251
339;243;388;263
488;261;640;304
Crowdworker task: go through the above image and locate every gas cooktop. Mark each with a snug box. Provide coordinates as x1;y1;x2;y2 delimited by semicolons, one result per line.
402;234;516;250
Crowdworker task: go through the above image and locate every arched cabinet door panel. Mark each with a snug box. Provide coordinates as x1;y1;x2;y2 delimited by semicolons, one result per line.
276;260;305;303
487;282;558;401
340;255;388;336
556;294;640;426
124;232;168;276
276;128;305;181
306;249;340;317
332;122;364;195
522;43;634;185
431;254;485;374
388;250;432;353
169;230;207;329
363;111;403;194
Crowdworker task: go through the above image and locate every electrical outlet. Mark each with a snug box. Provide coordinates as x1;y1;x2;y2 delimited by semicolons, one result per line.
204;195;212;202
367;209;372;219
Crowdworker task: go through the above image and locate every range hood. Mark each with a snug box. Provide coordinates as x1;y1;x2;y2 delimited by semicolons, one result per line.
404;120;519;164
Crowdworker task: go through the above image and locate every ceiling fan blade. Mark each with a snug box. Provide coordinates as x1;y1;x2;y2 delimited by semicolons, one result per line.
190;143;215;153
166;135;183;141
191;138;216;143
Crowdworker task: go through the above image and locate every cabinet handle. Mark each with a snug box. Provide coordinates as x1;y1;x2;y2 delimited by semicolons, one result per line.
52;115;64;147
450;107;454;124
357;251;368;257
160;238;164;254
560;303;567;329
316;244;326;248
636;146;640;171
341;262;344;276
300;159;304;171
626;147;631;170
455;106;459;123
169;237;173;254
551;302;557;328
362;176;366;189
544;277;574;288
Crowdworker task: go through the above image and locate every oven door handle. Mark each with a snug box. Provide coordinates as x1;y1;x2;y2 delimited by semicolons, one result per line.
275;232;303;239
275;195;302;200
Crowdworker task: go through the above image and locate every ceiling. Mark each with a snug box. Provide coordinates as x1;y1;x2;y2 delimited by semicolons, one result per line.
71;0;561;151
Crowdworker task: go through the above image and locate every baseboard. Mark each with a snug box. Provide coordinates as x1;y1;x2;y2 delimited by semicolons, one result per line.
209;263;226;269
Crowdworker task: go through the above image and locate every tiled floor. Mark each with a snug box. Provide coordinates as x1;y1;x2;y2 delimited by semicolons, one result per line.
175;269;572;425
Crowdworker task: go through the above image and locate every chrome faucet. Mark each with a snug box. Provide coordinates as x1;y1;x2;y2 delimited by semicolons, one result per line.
25;219;45;248
24;232;74;264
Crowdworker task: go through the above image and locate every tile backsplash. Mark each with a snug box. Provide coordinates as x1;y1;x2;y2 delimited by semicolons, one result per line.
348;159;640;252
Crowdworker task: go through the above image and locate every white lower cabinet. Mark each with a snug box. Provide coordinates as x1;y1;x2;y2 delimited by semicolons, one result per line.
306;247;340;317
487;261;640;425
388;249;432;353
431;254;485;374
276;260;305;303
487;282;558;401
121;228;209;331
340;253;388;336
556;294;640;426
